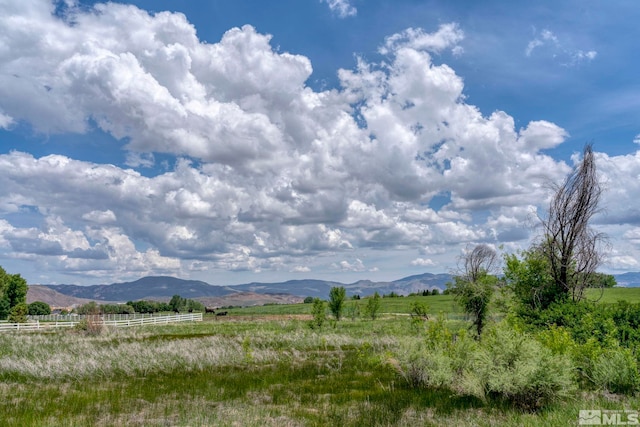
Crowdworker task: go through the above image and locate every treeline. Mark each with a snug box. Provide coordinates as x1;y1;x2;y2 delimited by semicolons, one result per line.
75;294;205;315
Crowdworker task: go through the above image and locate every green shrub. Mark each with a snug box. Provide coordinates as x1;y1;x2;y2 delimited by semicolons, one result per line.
309;298;326;330
74;316;104;335
344;302;360;321
7;302;28;323
473;324;576;410
591;348;639;394
409;301;429;332
364;292;381;320
28;301;52;315
398;321;576;410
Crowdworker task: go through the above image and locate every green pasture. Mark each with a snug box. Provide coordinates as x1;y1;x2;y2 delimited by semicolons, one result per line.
2;316;638;426
585;286;640;304
224;286;640;318
226;294;460;317
3;286;640;426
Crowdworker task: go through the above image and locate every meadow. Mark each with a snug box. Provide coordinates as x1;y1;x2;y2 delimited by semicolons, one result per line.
2;288;640;426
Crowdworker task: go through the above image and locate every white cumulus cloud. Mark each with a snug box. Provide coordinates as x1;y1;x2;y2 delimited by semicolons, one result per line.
321;0;357;18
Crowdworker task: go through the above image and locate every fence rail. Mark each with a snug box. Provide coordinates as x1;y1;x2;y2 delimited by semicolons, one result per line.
27;313;166;322
0;313;203;333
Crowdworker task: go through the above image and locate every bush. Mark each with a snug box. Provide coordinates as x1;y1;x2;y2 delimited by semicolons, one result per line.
409;301;429;332
364;292;381;320
591;348;640;394
473;324;576;410
8;302;28;323
28;301;51;315
344;302;360;321
309;298;326;330
74;316;104;335
397;321;576;410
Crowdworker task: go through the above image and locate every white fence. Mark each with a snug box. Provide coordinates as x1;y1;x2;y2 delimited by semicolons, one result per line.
28;313;162;322
0;313;203;333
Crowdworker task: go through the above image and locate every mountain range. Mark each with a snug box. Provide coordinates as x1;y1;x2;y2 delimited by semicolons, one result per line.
30;272;640;308
39;273;452;305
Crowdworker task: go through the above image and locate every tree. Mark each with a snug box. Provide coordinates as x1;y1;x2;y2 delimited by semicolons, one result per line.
365;292;381;320
0;298;9;320
76;301;100;315
28;301;51;316
586;272;616;288
169;294;186;313
539;144;604;303
504;248;555;310
0;267;28;319
8;302;28;323
450;244;499;338
6;274;28;308
186;299;205;313
328;286;346;320
310;298;326;329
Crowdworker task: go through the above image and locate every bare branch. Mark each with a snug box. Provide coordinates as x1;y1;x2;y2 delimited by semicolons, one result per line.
539;143;605;302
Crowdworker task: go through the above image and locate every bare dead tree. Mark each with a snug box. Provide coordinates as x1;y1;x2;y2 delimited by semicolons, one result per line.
461;244;498;283
451;244;498;338
539;143;605;303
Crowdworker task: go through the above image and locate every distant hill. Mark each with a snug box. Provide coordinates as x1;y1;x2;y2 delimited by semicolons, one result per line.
196;292;304;308
47;276;238;301
26;285;106;308
613;272;640;287
40;273;454;305
232;279;344;299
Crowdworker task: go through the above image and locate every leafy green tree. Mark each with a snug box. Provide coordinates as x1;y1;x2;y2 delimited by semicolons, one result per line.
76;301;100;315
303;296;314;304
28;301;51;315
504;248;557;310
451;273;497;338
450;244;499;338
0;297;9;320
365;292;381;320
6;274;27;307
586;272;616;288
169;294;186;313
8;302;28;323
129;300;152;313
310;298;326;329
0;267;28;319
328;286;346;320
186;299;205;312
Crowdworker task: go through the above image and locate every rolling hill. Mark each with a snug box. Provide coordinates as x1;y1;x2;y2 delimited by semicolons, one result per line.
40;272;454;304
32;271;640;307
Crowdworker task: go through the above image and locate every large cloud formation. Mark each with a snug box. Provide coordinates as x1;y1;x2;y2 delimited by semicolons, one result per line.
0;0;632;283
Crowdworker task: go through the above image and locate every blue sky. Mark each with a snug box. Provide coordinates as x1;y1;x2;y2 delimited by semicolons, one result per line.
0;0;639;286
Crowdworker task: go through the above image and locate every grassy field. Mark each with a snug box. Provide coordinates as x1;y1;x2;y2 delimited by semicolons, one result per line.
585;286;640;303
227;286;640;317
2;287;640;426
225;294;460;317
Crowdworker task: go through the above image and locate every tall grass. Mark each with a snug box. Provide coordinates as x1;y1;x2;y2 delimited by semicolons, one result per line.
2;316;640;426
